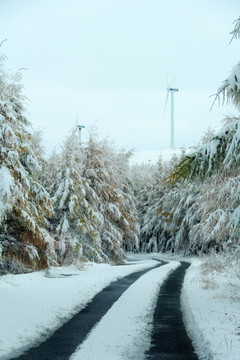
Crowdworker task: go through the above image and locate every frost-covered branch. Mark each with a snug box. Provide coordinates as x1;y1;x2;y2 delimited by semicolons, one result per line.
212;62;240;108
166;119;240;183
230;17;240;43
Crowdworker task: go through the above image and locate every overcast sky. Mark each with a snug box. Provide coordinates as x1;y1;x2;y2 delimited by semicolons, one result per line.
1;0;240;153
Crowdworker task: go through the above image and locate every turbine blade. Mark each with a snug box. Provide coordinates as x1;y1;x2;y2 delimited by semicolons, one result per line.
163;89;170;121
163;71;175;121
169;78;175;89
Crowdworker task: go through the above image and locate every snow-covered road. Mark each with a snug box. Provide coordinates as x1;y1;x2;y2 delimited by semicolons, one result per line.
70;259;180;360
1;254;240;360
0;256;158;359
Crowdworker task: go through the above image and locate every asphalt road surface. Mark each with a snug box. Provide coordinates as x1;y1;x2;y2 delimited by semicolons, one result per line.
146;262;198;360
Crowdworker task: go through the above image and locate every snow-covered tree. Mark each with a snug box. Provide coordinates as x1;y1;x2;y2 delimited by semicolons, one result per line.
166;120;240;183
45;128;107;264
0;49;55;273
134;152;195;254
167;15;240;184
82;135;139;262
156;17;240;256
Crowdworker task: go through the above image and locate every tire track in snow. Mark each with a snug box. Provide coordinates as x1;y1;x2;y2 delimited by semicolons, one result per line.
70;260;179;360
8;260;166;360
146;261;198;360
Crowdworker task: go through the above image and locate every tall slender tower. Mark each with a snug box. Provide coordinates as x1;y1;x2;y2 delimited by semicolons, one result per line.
77;125;85;145
168;88;179;149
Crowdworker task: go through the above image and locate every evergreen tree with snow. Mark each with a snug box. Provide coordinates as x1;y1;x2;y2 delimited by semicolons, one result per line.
162;17;240;255
45;128;107;264
167;17;240;184
0;48;55;273
135;152;194;254
82;134;139;262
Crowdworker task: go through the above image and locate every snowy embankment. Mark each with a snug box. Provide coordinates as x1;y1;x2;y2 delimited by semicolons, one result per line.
0;257;158;360
130;149;183;165
182;258;240;360
70;259;179;360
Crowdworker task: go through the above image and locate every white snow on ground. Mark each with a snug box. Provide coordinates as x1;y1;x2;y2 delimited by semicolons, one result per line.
70;259;180;360
0;258;158;360
1;254;240;360
182;258;240;360
129;149;184;165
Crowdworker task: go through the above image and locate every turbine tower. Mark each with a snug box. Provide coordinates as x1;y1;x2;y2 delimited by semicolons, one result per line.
164;84;179;149
169;87;179;149
77;125;85;144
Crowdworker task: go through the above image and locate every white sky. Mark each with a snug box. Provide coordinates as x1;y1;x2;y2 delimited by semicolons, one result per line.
0;0;239;153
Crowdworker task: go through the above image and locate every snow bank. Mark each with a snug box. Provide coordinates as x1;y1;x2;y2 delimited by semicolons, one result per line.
182;259;240;360
71;260;180;360
0;258;158;360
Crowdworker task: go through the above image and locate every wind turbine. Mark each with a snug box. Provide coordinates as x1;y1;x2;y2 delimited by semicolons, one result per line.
163;80;179;149
77;125;85;144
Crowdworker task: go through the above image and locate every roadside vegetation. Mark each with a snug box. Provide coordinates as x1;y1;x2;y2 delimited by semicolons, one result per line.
1;17;240;274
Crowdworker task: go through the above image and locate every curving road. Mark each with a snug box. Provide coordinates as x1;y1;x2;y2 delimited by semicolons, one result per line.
9;260;198;360
9;261;165;360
